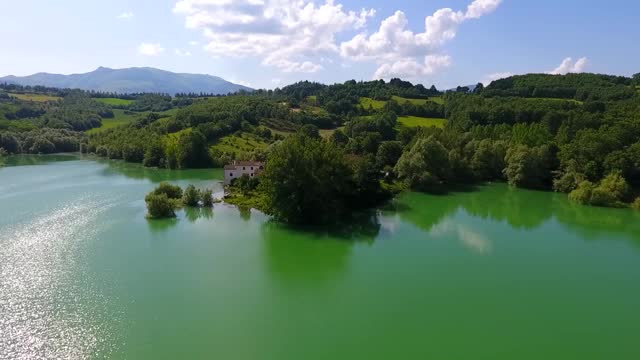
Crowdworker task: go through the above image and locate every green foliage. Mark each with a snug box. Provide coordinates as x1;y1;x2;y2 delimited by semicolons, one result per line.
553;170;585;193
485;73;634;101
143;139;166;168
165;128;210;169
40;91;113;131
234;174;260;195
150;182;183;200
200;189;214;207
258;133;389;225
376;141;403;168
632;197;640;210
328;129;349;146
182;185;200;207
569;180;596;205
260;134;351;224
504;145;553;189
470;139;507;181
145;193;177;219
395;136;452;191
568;172;630;207
298;124;320;139
129;94;172;112
595;172;629;203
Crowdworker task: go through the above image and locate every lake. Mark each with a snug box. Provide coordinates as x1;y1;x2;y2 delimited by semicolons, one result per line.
1;154;640;359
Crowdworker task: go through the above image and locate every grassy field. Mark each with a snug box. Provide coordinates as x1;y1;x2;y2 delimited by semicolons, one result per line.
524;98;583;105
398;116;447;128
319;126;346;139
391;95;445;105
210;133;271;154
360;97;386;110
94;98;135;106
9;93;61;102
86;109;146;134
429;96;445;104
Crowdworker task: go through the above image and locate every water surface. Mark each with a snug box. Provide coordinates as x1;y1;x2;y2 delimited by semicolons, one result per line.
1;155;639;359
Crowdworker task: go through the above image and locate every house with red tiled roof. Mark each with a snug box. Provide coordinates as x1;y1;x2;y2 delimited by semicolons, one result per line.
224;160;265;185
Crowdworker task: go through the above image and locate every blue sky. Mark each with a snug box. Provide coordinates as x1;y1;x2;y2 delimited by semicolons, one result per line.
1;0;638;89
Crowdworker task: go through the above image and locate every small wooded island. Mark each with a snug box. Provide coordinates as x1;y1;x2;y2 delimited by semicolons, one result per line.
3;72;640;221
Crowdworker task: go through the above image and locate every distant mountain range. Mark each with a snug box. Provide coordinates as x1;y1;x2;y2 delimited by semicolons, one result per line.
0;67;253;95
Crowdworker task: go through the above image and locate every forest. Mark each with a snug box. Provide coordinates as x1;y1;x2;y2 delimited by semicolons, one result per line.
2;72;640;220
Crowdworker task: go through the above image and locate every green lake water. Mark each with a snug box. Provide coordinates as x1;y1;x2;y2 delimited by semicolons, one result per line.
1;154;640;359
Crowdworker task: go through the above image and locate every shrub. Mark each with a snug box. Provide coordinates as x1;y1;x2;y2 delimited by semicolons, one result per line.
234;174;260;194
182;184;200;207
568;180;595;205
553;171;584;193
145;193;177;219
151;182;183;199
200;188;214;207
597;172;629;201
568;173;630;207
632;197;640;210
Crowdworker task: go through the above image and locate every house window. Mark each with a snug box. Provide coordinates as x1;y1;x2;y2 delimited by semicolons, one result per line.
251;167;253;170
243;167;246;170
251;173;254;177
230;173;234;177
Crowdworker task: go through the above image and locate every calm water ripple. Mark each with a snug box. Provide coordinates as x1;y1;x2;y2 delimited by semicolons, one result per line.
0;196;122;359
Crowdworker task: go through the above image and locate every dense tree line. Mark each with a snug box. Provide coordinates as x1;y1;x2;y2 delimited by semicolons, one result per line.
483;73;636;101
0;128;85;154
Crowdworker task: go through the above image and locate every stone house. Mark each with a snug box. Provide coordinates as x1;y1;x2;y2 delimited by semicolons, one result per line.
224;161;265;185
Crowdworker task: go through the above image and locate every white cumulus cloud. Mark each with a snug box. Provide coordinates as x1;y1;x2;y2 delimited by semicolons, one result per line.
138;43;165;56
340;0;503;79
117;12;134;20
549;57;589;75
173;0;375;73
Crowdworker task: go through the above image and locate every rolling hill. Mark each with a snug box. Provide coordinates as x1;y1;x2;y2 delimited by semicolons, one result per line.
0;67;252;95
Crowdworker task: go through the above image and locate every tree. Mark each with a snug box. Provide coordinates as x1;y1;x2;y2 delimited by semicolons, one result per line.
553;170;585;193
568;172;629;207
145;193;177;219
182;184;200;207
259;134;352;225
504;145;553;189
150;182;183;199
0;148;7;167
591;172;629;206
395;136;452;191
568;180;595;205
470;140;507;181
298;124;321;139
165;129;210;169
143;139;165;168
200;189;214;207
329;129;349;146
376;141;403;168
235;174;260;194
